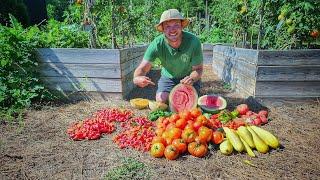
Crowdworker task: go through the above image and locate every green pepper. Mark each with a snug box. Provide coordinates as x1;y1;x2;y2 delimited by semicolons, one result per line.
218;111;231;124
148;110;172;121
230;110;239;119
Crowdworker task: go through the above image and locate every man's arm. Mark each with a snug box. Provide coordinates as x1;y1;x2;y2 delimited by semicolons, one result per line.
180;64;203;85
133;59;155;87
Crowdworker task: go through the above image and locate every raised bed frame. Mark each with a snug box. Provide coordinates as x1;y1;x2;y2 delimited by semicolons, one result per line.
212;45;320;98
37;46;147;100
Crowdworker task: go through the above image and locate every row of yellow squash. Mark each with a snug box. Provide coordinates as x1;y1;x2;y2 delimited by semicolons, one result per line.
220;126;280;157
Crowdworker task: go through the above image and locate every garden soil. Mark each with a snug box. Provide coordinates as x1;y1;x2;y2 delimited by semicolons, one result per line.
1;65;320;179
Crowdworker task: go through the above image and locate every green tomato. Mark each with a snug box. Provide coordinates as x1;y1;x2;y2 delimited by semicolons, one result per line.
278;14;285;21
285;19;293;26
287;26;295;34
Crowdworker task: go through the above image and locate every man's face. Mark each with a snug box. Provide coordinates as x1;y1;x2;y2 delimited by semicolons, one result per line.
162;19;183;42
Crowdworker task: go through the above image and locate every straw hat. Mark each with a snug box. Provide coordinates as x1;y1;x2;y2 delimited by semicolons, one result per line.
155;9;190;32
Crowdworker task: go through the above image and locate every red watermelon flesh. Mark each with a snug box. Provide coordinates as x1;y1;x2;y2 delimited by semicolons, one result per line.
204;96;221;108
169;84;198;113
198;95;227;113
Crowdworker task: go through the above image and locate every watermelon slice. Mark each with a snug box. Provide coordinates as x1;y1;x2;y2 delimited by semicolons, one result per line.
198;95;227;113
169;84;198;113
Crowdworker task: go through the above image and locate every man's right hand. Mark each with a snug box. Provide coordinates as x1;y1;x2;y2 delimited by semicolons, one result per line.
133;76;155;88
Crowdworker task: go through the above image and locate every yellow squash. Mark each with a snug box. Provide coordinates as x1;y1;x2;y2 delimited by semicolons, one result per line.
250;126;280;149
237;126;255;148
223;127;244;152
220;139;233;155
247;126;269;154
239;136;256;157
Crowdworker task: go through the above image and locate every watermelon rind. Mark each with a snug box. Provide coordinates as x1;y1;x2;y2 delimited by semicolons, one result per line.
198;95;227;114
169;84;198;113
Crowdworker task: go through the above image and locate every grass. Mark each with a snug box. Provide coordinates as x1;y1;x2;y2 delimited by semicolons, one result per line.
104;157;153;180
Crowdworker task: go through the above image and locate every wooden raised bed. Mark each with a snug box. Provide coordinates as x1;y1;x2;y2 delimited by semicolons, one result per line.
37;46;147;100
212;45;320;98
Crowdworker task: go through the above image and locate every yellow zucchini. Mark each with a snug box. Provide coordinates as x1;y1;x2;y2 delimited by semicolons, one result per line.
223;127;244;152
250;126;280;149
247;126;269;154
237;126;255;148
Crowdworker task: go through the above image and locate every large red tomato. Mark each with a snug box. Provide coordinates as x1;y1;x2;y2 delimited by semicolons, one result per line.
164;145;179;160
211;131;224;144
181;128;197;143
188;142;208;158
172;138;187;153
150;143;165;158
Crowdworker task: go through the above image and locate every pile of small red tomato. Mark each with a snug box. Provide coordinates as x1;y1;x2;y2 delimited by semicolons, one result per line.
113;117;155;152
150;108;225;160
67;108;133;141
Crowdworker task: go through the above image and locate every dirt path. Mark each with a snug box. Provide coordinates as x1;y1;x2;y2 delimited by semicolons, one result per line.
1;65;320;179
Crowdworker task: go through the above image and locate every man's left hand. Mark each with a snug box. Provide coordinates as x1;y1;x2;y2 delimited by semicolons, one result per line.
180;76;194;85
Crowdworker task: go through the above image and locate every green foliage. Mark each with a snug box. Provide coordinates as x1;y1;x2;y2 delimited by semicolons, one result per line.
209;0;320;49
39;19;90;48
0;15;90;121
46;0;70;21
0;16;44;120
104;157;152;180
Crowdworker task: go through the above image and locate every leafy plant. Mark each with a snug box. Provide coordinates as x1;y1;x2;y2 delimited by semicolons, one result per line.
104;157;152;180
0;16;45;121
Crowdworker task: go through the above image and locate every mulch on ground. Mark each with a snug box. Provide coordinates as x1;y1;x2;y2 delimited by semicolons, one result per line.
1;65;320;179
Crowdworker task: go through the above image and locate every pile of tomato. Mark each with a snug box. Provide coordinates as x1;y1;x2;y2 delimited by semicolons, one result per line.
67;118;116;140
113;117;155;152
150;108;225;160
94;108;133;122
67;108;133;141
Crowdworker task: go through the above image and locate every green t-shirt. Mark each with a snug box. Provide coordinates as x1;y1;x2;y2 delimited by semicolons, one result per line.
143;31;203;79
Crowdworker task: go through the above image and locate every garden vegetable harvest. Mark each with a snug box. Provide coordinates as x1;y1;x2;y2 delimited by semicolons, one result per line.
148;110;172;121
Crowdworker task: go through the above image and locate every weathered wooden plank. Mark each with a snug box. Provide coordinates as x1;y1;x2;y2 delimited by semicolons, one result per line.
213;54;257;78
121;55;143;77
40;63;121;78
213;45;258;64
43;77;122;92
121;70;135;98
257;65;320;81
203;50;213;64
232;71;256;95
202;43;214;51
120;45;147;63
37;48;120;64
212;59;256;95
258;50;320;66
213;50;257;65
255;81;320;97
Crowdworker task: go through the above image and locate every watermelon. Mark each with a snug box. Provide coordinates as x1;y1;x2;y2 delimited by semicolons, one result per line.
169;84;198;113
198;95;227;113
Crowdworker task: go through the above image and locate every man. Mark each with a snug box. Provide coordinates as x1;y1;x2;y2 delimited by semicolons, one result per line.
133;9;203;103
